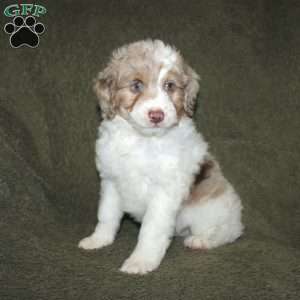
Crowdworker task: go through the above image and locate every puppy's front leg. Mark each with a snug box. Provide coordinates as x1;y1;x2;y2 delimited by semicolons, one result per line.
78;179;123;250
120;192;179;275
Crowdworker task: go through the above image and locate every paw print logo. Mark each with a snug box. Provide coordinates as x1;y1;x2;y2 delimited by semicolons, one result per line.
4;16;45;48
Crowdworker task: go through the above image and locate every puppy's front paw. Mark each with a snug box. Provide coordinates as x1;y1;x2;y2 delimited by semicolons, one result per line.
120;255;159;275
78;233;113;250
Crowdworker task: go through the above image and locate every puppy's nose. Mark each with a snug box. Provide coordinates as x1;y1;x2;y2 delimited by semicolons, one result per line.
148;110;165;124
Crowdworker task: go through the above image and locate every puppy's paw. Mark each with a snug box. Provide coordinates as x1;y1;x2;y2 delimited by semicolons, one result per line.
184;235;211;250
120;255;159;275
78;234;113;250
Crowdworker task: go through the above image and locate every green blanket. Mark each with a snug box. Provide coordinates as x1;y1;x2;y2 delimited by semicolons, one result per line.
1;1;299;299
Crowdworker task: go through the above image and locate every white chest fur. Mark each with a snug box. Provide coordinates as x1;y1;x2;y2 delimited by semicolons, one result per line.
95;116;208;220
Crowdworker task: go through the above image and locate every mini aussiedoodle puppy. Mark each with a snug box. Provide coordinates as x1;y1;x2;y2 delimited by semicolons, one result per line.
79;39;244;274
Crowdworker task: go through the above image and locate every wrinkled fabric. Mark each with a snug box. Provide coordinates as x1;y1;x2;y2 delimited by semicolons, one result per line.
0;0;299;299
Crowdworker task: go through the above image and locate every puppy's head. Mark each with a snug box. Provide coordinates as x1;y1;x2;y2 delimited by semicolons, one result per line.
94;39;199;135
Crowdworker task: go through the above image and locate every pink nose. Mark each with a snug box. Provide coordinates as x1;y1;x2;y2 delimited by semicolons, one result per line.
148;110;165;124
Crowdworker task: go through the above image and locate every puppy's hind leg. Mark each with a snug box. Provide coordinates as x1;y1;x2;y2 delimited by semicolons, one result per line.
178;186;244;250
176;156;244;250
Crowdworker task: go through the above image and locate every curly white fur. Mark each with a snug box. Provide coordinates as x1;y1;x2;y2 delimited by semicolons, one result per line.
78;40;244;275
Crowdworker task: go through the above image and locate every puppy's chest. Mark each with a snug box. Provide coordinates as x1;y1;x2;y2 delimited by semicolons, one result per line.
97;128;188;218
96;120;206;218
98;130;183;183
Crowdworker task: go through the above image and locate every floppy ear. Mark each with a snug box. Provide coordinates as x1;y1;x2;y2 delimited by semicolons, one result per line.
183;64;200;117
93;65;116;120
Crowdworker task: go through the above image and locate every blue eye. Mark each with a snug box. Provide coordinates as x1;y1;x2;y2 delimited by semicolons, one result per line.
130;80;144;93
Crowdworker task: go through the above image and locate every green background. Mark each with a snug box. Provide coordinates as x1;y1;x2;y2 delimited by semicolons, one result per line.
0;0;299;299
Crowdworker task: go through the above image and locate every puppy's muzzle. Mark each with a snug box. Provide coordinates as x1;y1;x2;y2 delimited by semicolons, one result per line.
148;109;165;124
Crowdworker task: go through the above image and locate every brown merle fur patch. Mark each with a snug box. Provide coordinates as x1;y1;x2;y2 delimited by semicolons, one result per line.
186;155;227;205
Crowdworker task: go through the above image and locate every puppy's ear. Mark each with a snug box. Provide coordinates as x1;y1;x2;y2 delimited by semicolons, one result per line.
93;66;116;120
183;64;200;117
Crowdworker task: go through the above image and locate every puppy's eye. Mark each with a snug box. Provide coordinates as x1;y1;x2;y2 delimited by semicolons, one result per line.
130;80;144;94
164;80;176;92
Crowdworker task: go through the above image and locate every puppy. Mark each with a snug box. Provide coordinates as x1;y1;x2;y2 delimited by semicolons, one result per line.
79;39;244;274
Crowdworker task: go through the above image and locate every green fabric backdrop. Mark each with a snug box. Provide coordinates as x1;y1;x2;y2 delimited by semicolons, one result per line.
1;0;299;299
